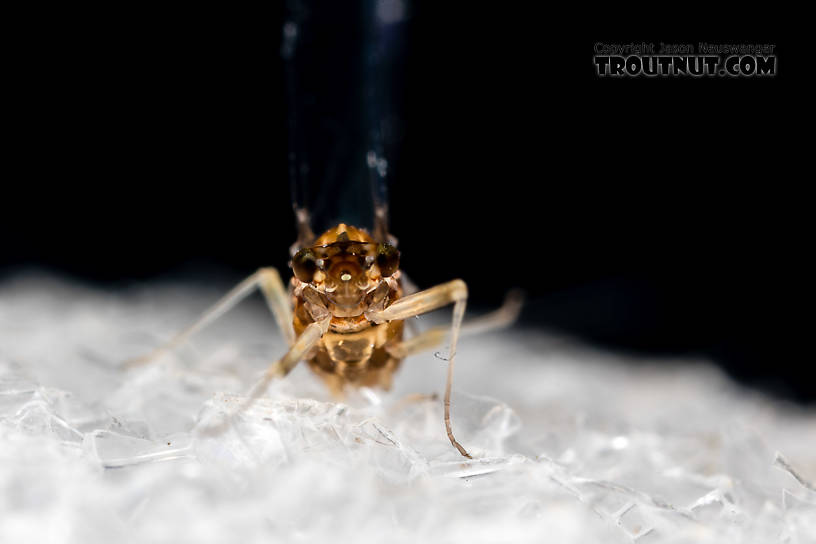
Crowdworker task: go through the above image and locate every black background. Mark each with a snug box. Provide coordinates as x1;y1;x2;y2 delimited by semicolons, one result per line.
3;6;807;400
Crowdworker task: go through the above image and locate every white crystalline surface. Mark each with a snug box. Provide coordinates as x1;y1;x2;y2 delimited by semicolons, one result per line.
1;274;814;544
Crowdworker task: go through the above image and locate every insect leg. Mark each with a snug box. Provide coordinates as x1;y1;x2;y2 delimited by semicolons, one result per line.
395;272;421;337
366;280;471;458
198;315;330;438
386;289;524;359
258;267;296;346
244;315;331;400
125;267;295;368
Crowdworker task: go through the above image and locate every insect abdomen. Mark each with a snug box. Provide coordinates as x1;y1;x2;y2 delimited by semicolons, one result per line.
305;321;404;395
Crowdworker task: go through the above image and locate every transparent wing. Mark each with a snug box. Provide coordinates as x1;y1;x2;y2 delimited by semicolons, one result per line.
281;0;408;245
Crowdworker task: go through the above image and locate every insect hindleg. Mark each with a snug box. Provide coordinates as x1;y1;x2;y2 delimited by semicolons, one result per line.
366;279;471;458
125;267;295;368
386;289;524;359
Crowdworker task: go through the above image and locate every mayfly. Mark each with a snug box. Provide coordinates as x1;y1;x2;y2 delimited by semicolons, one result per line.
127;3;522;457
129;211;521;458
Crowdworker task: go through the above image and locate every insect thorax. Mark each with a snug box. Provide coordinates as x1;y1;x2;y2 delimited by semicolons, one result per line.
293;300;405;395
290;222;405;395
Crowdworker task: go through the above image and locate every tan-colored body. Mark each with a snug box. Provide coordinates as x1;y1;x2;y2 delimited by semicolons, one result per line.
297;311;404;394
291;224;404;394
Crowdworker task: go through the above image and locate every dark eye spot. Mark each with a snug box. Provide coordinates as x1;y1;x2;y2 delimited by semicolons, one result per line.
376;243;400;277
292;248;317;282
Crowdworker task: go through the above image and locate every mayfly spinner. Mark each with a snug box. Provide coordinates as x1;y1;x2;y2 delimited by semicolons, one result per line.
127;4;521;457
127;205;522;458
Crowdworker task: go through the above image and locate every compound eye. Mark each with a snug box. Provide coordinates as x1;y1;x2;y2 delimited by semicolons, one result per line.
376;243;400;277
292;248;318;283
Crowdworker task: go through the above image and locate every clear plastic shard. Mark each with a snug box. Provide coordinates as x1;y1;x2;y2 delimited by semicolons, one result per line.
1;274;816;544
192;389;521;481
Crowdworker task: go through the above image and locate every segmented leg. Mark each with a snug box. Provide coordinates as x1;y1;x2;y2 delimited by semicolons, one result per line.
245;315;331;399
396;272;421;338
125;267;295;368
198;315;331;437
366;279;472;458
386;289;524;359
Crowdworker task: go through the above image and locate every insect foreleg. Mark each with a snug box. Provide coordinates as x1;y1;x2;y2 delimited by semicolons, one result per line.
366;279;471;458
386;289;524;359
125;267;295;368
